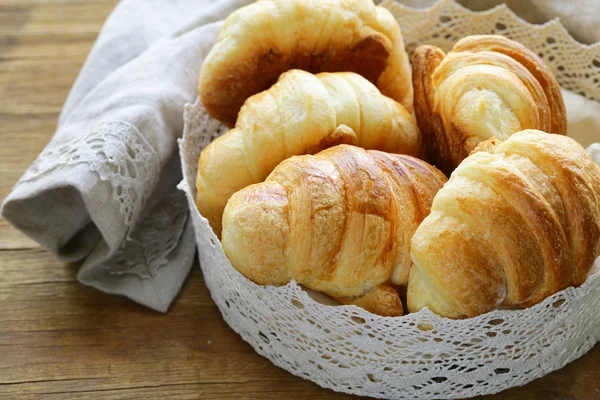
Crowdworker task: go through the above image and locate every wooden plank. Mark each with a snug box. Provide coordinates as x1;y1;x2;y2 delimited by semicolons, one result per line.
0;1;116;62
0;248;598;399
0;0;116;251
0;382;358;400
0;222;38;249
0;248;364;399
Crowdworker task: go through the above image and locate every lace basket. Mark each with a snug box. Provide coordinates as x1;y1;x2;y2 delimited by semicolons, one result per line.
179;1;600;398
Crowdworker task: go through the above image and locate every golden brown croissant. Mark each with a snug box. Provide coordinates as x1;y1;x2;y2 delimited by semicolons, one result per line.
412;35;567;175
408;130;600;318
221;144;447;317
196;69;422;235
199;0;413;127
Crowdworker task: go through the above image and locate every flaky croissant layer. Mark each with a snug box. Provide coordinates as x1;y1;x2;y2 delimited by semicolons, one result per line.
408;130;600;318
196;70;422;235
412;35;566;175
222;145;446;317
199;0;413;127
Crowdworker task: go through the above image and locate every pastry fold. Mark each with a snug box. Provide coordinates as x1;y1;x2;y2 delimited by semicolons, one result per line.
408;130;600;318
222;145;446;316
196;70;421;235
199;0;413;127
412;35;566;174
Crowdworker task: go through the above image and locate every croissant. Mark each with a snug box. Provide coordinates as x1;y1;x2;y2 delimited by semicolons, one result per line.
222;145;447;316
412;35;567;175
408;130;600;318
196;69;422;235
199;0;413;127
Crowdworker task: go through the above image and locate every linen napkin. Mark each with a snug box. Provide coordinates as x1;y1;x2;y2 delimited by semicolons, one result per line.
1;0;253;312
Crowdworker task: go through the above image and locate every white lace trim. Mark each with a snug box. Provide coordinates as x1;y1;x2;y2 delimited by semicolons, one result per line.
179;1;600;397
383;0;600;101
20;120;160;227
101;190;189;280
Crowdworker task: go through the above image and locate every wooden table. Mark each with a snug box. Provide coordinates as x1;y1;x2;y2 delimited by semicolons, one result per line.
0;1;598;399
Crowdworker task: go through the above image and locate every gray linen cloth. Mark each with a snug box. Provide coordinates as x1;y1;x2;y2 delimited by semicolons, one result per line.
2;0;252;312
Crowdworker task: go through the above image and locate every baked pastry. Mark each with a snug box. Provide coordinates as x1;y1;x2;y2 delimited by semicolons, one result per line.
199;0;413;127
196;69;422;235
222;145;447;316
408;130;600;318
412;35;567;174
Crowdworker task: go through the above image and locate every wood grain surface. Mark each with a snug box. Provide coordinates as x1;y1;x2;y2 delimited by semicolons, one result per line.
0;1;598;399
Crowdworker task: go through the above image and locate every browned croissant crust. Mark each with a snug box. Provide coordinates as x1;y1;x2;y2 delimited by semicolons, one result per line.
408;130;600;318
196;70;422;236
222;145;447;316
199;0;413;127
412;35;567;175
